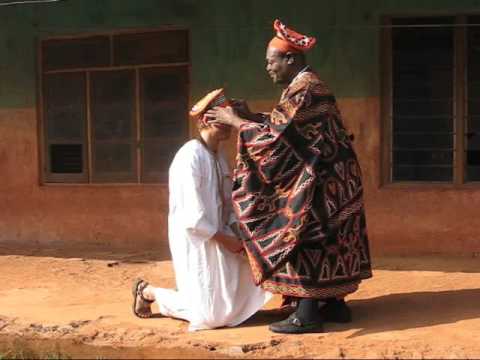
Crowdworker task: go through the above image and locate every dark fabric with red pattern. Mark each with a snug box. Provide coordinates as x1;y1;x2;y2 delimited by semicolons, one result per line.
232;68;372;298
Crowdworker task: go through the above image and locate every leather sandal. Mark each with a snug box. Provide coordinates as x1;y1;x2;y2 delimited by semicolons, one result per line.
132;278;154;319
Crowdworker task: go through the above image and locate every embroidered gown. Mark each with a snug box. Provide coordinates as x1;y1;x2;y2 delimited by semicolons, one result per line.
233;68;373;299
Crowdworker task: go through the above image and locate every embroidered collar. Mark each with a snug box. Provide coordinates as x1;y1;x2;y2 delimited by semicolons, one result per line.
282;66;311;100
290;65;311;86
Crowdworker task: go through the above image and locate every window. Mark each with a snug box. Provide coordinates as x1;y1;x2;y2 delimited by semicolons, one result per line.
382;15;480;184
39;29;189;183
466;16;480;181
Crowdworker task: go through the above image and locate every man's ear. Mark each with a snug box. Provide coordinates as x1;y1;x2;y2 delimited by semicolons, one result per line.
285;52;295;65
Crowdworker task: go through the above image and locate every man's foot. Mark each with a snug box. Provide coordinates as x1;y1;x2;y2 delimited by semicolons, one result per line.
269;313;324;334
132;278;154;319
320;298;352;323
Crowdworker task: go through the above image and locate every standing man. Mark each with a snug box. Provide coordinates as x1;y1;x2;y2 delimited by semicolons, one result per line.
207;20;372;334
132;89;271;332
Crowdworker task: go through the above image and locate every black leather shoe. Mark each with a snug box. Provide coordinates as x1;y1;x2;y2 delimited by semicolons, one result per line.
320;299;352;323
269;313;324;334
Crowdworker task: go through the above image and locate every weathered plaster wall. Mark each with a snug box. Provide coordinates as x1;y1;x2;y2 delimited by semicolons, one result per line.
337;98;480;256
0;109;169;250
1;0;480;253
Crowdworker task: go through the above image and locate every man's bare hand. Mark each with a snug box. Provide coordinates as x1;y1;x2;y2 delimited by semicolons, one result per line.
212;232;244;253
205;106;246;129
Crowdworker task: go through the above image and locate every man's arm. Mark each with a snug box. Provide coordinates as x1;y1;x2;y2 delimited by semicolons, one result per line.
206;100;269;129
229;99;263;122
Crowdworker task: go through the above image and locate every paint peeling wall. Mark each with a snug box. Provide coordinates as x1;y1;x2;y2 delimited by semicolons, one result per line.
1;0;480;254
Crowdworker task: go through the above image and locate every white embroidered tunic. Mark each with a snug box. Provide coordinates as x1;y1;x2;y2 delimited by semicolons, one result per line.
154;139;271;331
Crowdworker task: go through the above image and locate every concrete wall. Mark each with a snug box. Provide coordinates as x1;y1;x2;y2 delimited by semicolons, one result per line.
1;0;480;254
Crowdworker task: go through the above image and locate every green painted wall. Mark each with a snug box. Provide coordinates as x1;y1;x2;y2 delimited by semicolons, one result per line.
1;0;480;107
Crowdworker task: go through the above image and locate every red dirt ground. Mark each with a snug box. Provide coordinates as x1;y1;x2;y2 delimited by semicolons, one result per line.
0;245;479;359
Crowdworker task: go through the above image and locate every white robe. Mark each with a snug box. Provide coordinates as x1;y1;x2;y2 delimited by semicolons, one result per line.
154;139;272;331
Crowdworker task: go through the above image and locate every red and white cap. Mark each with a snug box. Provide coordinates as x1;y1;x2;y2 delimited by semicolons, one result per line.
268;19;316;53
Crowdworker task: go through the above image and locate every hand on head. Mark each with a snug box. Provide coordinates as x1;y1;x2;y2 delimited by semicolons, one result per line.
205;106;241;128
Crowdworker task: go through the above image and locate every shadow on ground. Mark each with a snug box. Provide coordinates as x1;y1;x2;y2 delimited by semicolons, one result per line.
0;243;171;262
237;288;480;336
344;288;480;337
2;242;478;274
373;256;480;273
238;307;295;328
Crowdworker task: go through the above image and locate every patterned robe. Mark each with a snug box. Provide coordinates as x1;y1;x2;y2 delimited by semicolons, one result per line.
232;67;372;299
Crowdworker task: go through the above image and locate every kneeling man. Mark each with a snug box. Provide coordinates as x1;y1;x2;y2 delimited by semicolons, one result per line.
132;89;272;331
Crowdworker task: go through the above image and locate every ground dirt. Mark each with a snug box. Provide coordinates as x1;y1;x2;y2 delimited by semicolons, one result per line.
0;245;479;359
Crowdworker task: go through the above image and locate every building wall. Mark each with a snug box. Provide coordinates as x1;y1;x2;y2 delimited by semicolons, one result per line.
1;0;480;254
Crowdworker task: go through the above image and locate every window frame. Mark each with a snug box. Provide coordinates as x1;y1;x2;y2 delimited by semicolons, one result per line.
380;14;480;188
37;26;190;186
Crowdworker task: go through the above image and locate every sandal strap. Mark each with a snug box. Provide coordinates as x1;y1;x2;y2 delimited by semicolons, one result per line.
136;279;154;303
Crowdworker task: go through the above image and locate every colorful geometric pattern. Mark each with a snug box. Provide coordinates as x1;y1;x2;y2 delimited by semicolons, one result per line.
233;68;372;299
273;19;316;51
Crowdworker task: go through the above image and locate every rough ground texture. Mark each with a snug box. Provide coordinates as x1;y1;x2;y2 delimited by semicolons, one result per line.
0;245;480;359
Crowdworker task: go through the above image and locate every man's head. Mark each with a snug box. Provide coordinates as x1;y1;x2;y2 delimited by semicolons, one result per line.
266;19;315;85
266;47;306;85
196;117;232;142
190;88;232;142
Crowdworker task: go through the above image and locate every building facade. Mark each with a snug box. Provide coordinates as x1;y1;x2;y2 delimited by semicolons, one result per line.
1;0;480;255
